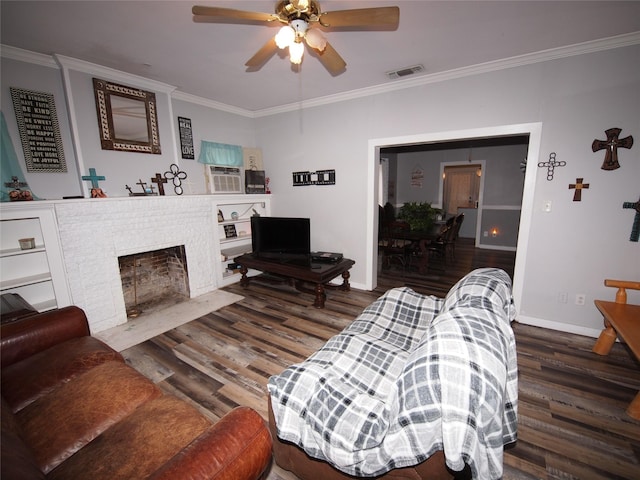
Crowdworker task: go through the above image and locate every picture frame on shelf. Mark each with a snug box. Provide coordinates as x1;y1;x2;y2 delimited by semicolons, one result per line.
224;224;237;238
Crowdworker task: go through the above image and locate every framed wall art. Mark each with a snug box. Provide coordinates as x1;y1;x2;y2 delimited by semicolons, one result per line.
93;78;161;154
10;87;67;172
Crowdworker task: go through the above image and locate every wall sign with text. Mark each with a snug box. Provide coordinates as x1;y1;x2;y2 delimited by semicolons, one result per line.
10;87;67;172
178;116;194;159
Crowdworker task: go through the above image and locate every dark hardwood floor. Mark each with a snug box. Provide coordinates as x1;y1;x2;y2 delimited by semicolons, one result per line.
122;239;640;479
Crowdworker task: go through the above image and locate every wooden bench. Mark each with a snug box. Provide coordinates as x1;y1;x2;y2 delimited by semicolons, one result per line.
592;279;640;419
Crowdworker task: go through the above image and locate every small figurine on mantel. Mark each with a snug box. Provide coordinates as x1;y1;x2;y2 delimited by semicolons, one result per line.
5;176;33;201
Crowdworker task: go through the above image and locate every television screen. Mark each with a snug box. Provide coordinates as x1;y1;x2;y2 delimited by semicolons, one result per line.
251;216;311;258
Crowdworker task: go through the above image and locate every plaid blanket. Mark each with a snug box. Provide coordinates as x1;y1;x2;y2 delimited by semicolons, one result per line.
268;268;518;479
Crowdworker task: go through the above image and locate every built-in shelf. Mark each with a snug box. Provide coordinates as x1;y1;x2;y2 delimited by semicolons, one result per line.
0;205;71;312
0;272;53;290
0;246;46;257
213;195;270;286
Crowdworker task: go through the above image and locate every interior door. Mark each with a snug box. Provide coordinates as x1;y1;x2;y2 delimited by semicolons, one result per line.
443;165;481;216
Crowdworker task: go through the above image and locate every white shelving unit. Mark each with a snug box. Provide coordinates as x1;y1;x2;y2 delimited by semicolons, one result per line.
0;204;71;312
213;194;271;287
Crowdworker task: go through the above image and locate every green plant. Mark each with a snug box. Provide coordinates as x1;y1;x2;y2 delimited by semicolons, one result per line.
397;202;441;232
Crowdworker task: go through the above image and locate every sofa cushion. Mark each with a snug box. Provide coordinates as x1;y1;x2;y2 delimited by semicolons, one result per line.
48;396;211;480
1;306;90;367
16;361;161;474
150;406;273;480
1;396;45;480
2;336;124;413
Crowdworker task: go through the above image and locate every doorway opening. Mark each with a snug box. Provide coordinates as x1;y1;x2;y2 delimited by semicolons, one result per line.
368;123;543;315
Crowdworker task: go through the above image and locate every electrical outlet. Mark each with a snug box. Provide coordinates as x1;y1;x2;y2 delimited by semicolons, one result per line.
575;294;586;306
483;231;488;237
544;201;552;212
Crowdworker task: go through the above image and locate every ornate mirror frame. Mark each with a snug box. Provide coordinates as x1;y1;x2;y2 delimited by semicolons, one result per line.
92;77;161;154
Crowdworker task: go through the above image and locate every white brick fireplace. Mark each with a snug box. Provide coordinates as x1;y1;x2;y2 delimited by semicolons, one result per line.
54;196;217;333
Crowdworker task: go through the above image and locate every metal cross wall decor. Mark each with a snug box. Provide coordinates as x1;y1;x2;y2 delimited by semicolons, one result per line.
592;128;634;170
537;152;566;181
164;164;188;195
569;178;589;201
4;176;27;190
623;196;640;242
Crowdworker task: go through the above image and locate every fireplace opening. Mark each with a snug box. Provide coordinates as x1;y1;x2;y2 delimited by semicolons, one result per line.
118;246;189;318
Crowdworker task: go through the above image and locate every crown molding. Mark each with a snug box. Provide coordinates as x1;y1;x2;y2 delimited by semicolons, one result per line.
0;44;58;68
252;31;640;117
4;31;639;117
53;55;176;94
171;91;252;118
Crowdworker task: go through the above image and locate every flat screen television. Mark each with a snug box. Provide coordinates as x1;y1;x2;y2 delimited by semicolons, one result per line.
251;216;311;259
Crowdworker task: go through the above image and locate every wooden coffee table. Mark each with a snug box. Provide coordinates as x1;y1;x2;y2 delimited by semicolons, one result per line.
235;254;355;308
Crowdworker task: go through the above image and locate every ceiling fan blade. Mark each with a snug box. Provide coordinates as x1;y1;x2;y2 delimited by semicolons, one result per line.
315;41;347;75
245;37;278;70
319;6;399;28
192;6;277;23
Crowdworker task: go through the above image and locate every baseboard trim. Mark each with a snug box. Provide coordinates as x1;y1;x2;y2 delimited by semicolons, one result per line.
516;314;601;339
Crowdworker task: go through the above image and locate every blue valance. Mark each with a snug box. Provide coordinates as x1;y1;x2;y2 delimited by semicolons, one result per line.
197;141;243;166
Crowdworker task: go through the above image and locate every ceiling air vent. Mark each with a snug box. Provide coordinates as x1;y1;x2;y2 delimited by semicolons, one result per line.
386;64;424;80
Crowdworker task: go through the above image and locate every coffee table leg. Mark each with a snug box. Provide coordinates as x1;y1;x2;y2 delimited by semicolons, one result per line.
340;270;351;291
314;284;326;308
240;265;249;287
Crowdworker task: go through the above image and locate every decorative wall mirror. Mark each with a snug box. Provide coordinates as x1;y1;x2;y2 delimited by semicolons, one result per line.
92;78;161;154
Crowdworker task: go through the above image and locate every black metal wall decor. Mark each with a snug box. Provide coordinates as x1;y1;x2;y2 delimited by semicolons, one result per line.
292;169;336;186
537;152;566;181
592;128;633;170
164;163;188;195
623;196;640;242
10;87;67;172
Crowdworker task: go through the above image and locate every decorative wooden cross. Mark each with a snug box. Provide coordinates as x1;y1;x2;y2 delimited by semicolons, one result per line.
136;179;148;193
623;196;640;242
81;168;105;189
151;173;168;196
537;152;566;181
4;176;27;190
592;128;634;170
569;178;589;201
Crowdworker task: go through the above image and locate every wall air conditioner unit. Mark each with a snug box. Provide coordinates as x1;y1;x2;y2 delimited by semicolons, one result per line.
205;165;243;194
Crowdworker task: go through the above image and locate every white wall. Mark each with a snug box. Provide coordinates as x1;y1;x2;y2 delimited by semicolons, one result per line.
254;44;640;336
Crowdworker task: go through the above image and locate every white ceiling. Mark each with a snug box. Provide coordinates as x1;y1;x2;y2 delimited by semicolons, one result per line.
2;1;640;113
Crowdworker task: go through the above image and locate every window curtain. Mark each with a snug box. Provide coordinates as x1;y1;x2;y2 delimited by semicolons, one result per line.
197;141;243;166
1;111;40;201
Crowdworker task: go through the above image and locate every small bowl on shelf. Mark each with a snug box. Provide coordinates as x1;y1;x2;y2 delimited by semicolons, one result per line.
18;238;36;250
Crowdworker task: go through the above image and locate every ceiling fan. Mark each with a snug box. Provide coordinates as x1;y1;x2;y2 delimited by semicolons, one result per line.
192;1;399;75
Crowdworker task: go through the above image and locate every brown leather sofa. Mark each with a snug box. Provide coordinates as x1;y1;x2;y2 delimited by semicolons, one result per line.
1;306;273;480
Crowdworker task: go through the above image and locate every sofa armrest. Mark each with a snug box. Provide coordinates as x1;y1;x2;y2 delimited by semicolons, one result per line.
150;406;273;480
1;306;90;368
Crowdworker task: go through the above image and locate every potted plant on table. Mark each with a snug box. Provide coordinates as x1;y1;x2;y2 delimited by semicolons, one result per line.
397;202;442;233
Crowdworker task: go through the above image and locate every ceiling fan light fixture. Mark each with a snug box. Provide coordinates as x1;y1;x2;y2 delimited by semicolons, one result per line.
275;25;295;48
289;40;304;64
305;28;326;51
